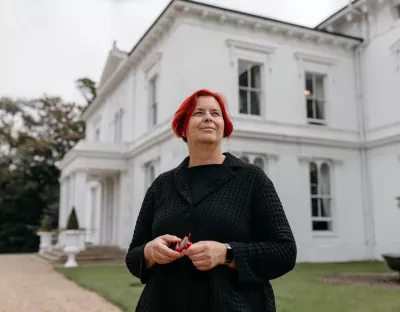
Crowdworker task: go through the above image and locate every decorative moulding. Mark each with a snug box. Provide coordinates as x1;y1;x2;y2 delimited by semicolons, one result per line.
229;150;279;161
142;52;163;76
297;155;344;165
294;51;337;79
226;39;276;73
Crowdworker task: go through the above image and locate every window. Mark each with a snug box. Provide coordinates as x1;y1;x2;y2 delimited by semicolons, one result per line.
309;162;332;231
395;4;400;18
239;154;265;171
238;60;262;116
305;72;326;125
148;76;158;127
145;162;156;188
94;128;100;141
114;108;123;143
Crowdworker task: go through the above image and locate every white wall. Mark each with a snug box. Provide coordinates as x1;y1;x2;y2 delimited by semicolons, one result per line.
322;2;400;141
368;143;400;258
162;18;359;139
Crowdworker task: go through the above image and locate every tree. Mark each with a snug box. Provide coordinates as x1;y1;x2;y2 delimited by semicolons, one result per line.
75;77;96;105
0;95;86;253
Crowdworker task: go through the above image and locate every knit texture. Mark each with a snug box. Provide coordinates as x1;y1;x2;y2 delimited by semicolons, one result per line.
125;152;297;312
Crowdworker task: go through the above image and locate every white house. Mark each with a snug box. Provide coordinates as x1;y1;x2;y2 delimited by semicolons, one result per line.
57;0;400;263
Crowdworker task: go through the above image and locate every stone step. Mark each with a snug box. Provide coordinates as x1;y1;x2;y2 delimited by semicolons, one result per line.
37;245;127;266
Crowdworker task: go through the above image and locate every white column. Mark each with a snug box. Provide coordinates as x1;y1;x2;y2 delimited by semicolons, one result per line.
73;170;88;227
118;169;133;248
58;176;67;229
73;170;88;250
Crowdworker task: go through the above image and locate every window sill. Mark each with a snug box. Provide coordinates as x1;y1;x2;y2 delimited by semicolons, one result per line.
307;118;326;126
234;113;263;121
312;231;337;239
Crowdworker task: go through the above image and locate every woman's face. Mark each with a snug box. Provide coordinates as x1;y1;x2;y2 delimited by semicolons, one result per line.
186;96;225;144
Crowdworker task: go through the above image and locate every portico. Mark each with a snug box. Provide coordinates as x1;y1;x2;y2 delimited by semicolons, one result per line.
57;140;128;248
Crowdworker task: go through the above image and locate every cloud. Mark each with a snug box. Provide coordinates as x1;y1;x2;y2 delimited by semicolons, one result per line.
0;0;349;105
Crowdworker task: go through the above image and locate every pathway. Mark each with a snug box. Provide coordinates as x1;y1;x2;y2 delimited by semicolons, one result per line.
0;254;122;312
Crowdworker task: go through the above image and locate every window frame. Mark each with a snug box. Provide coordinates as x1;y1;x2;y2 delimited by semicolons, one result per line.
305;71;327;125
309;160;334;234
148;75;158;128
226;39;276;120
238;59;263;117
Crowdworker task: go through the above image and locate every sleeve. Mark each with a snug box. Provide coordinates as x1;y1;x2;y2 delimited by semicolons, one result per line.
125;183;156;284
228;169;297;284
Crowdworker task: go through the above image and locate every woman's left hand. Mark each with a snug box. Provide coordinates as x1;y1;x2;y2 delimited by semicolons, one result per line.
182;241;226;271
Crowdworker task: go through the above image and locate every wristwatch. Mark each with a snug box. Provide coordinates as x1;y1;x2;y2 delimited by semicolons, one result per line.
225;243;233;264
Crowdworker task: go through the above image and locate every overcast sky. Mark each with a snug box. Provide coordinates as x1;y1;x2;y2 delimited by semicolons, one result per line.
0;0;349;105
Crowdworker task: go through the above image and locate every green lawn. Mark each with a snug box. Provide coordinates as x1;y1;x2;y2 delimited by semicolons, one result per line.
57;262;400;312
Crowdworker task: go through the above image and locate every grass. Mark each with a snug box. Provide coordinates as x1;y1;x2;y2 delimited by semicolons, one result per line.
57;261;400;312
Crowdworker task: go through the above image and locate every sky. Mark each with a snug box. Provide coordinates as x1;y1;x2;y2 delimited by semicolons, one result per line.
0;0;350;105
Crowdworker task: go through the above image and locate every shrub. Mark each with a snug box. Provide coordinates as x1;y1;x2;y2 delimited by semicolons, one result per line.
38;215;53;232
66;207;79;230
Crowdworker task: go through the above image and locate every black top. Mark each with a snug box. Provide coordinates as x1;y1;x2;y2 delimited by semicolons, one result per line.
185;163;227;311
125;153;297;312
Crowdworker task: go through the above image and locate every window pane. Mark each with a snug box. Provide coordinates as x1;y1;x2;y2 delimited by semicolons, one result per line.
250;91;260;115
238;60;249;87
152;104;157;125
312;221;329;231
316;100;324;120
250;65;261;88
307;99;314;119
239;90;248;114
320;163;330;195
253;157;264;170
311;183;318;195
320;198;331;217
315;75;325;99
309;162;318;184
305;74;313;95
312;198;318;217
240;156;249;163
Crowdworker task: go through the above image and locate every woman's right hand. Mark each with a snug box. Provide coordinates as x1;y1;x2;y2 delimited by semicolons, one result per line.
144;234;183;268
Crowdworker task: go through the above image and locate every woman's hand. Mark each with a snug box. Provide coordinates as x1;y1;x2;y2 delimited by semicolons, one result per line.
182;241;227;271
144;234;183;268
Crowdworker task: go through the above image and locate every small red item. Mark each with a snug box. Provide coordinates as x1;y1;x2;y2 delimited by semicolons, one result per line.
172;233;192;252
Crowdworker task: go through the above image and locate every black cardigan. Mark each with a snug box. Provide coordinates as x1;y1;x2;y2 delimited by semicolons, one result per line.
125;152;297;312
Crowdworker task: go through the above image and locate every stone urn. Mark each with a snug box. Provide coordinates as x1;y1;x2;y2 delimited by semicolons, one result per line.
37;231;53;254
63;230;81;267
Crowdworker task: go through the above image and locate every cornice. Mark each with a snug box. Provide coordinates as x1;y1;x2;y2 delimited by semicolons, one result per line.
82;0;362;121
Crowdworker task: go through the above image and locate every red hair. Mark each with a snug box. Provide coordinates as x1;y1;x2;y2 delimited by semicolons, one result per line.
172;89;233;142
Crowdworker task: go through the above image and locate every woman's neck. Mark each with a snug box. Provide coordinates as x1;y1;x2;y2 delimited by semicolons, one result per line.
187;143;225;167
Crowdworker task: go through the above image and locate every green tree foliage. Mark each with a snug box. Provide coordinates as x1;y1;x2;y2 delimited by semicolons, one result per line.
75;77;96;104
0;82;92;253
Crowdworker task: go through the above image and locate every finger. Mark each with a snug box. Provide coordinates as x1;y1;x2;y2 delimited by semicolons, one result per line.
154;252;173;264
162;234;182;243
183;243;204;256
188;253;205;261
194;263;211;271
157;244;183;259
192;259;208;267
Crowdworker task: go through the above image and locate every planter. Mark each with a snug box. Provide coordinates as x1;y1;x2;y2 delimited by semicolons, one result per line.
37;231;53;254
382;253;400;279
63;230;82;267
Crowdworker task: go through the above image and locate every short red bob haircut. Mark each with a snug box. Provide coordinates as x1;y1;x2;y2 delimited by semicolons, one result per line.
172;89;234;142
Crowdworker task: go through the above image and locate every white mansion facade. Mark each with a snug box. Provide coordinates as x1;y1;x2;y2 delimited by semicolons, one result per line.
58;0;400;262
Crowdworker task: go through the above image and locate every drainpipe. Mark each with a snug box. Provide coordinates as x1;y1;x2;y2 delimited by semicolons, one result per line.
354;41;376;260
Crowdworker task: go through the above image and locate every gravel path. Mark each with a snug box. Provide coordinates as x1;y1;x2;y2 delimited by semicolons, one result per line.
0;254;122;312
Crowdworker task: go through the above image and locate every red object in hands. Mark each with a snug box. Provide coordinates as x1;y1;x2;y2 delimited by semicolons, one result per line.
173;233;192;252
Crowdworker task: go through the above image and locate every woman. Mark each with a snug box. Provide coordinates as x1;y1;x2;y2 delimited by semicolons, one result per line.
125;89;297;312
